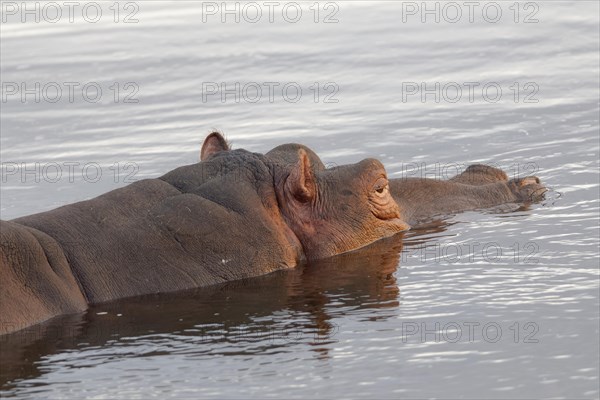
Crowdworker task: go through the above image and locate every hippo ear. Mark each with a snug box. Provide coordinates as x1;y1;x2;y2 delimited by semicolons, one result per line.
201;132;230;161
286;149;316;203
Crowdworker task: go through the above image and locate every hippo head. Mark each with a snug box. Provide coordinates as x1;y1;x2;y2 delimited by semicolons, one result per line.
277;152;411;260
201;132;409;260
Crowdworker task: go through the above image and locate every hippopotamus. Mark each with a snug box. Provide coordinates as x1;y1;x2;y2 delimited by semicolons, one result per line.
0;132;545;334
260;138;545;226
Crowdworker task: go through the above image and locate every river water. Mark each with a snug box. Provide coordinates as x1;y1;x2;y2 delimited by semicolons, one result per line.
1;1;599;398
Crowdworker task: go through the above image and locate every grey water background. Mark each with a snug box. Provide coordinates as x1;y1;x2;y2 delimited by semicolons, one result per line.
0;1;599;398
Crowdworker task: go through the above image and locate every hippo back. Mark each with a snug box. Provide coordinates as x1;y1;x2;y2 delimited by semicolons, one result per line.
13;150;303;305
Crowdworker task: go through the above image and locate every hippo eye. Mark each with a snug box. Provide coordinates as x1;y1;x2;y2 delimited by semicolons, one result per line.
373;178;389;196
375;185;388;195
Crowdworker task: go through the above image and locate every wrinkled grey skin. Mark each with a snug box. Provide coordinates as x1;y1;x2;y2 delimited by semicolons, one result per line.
1;133;408;334
390;164;546;225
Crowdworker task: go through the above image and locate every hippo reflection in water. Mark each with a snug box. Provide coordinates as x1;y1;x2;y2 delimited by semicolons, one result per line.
0;132;546;334
0;234;406;387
